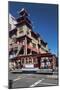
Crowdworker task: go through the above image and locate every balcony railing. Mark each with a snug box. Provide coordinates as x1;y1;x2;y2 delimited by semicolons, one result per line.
27;44;39;53
17;33;25;38
41;45;48;51
9;42;25;51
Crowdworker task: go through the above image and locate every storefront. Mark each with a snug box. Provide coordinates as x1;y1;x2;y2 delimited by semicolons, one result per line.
9;53;56;71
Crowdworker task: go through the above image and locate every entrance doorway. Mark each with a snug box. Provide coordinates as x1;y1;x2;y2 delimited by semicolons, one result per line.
24;57;34;68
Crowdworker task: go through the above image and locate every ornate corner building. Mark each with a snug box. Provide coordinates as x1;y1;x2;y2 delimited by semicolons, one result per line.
9;8;57;71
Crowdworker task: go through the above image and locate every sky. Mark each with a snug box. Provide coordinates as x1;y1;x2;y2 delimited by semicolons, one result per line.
8;1;58;56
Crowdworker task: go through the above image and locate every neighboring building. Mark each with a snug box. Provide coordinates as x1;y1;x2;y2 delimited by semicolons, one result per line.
8;13;17;31
9;8;56;70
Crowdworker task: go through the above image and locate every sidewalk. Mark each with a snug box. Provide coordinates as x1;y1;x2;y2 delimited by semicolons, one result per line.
10;68;39;72
10;69;22;73
36;69;53;73
46;75;58;80
10;68;58;77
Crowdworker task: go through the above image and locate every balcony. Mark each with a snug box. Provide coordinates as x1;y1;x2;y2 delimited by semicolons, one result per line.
31;37;38;44
32;47;39;53
41;45;48;52
9;42;24;51
17;33;26;38
27;44;39;53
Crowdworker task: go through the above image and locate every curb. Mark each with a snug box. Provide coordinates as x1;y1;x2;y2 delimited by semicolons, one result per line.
46;75;58;80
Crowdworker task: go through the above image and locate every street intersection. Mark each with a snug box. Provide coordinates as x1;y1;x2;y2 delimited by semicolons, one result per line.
8;72;58;89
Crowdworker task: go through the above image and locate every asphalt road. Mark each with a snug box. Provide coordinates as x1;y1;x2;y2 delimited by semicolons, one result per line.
8;72;58;89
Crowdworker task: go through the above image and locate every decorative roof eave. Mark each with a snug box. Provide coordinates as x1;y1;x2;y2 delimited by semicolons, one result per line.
18;8;28;16
31;30;39;39
15;20;32;29
16;34;32;41
9;53;54;60
41;39;47;45
16;16;31;24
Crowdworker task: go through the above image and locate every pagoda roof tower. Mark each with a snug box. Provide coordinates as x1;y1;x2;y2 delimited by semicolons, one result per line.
16;8;32;29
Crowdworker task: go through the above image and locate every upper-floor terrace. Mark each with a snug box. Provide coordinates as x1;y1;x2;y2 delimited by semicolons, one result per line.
9;27;48;54
9;38;48;60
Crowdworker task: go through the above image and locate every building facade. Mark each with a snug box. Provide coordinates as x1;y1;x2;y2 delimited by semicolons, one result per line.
9;8;56;70
8;13;17;31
